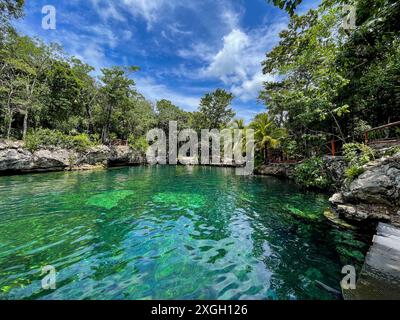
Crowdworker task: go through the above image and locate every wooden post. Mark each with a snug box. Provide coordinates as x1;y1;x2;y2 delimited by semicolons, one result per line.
331;140;336;158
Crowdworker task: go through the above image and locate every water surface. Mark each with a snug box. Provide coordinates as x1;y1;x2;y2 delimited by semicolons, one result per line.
0;166;369;300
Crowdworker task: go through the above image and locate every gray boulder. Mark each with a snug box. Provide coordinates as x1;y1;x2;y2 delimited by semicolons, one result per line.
330;153;400;226
254;163;296;179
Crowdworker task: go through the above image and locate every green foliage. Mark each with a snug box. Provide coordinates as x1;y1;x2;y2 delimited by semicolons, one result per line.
343;143;375;181
128;134;149;154
258;0;400;161
250;113;287;163
343;143;375;166
65;134;94;152
266;0;303;15
198;89;235;129
345;165;365;181
156;99;190;132
24;129;97;152
0;0;25;29
384;146;400;157
294;157;330;189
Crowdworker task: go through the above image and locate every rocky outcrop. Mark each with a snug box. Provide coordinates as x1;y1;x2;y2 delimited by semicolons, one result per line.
254;163;296;179
109;145;144;165
322;156;347;190
0;140;144;174
330;153;400;226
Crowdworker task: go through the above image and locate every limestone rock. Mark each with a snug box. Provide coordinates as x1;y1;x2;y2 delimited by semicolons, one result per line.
32;149;74;171
0;139;143;174
0;147;33;171
254;163;295;179
330;153;400;226
78;145;110;165
110;145;144;165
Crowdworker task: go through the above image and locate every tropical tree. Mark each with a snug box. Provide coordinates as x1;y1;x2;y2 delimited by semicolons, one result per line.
266;0;303;15
71;58;98;134
156;99;190;132
250;113;287;164
230;118;245;130
99;66;139;144
198;89;235;129
0;33;54;139
0;0;25;31
259;5;351;158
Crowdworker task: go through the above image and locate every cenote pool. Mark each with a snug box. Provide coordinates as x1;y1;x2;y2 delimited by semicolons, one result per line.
0;166;370;300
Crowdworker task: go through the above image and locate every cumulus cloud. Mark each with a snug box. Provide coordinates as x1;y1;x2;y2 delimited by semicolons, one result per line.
90;0;125;22
231;72;275;102
194;21;286;102
135;76;200;111
203;29;249;83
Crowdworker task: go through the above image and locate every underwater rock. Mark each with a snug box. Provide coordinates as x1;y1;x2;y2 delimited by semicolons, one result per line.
323;209;355;229
153;192;206;209
286;205;321;220
86;190;134;210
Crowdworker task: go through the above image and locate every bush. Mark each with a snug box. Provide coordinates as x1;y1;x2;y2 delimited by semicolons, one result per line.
345;165;365;181
294;157;330;189
64;134;93;152
343;143;375;181
128;134;148;154
383;146;400;157
25;129;98;152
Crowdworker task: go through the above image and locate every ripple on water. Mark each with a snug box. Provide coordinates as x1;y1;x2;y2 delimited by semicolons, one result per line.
0;166;370;300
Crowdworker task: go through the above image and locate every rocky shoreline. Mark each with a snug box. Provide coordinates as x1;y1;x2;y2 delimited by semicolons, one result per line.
0;140;144;174
255;153;400;227
330;153;400;227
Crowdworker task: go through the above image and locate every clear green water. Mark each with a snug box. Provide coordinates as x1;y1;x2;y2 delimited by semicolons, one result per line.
0;166;369;300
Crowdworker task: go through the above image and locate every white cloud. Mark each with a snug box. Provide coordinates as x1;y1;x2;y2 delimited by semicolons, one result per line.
231;72;275;102
177;43;215;61
203;29;249;83
221;8;241;29
84;25;119;48
118;0;199;30
90;0;126;22
121;0;169;29
196;21;287;101
135;76;200;111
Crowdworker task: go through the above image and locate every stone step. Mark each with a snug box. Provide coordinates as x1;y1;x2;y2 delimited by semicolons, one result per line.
345;223;400;300
377;223;400;239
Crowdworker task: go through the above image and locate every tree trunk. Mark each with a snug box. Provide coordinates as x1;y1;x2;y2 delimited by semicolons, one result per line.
263;147;269;164
86;105;94;134
7;113;12;139
101;105;112;144
22;109;28;140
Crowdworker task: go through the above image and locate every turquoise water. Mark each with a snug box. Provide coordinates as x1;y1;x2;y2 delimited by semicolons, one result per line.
0;166;369;300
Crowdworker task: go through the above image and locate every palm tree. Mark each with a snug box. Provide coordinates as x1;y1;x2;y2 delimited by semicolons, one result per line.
230;118;245;130
250;113;286;164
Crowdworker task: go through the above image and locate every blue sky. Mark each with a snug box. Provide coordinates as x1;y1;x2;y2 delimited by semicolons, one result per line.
14;0;319;122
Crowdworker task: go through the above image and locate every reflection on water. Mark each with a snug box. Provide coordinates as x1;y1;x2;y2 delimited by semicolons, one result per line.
0;166;369;300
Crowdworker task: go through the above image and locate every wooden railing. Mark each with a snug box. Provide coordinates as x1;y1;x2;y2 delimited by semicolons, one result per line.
364;121;400;146
111;139;128;146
